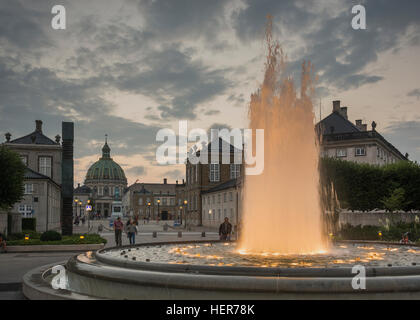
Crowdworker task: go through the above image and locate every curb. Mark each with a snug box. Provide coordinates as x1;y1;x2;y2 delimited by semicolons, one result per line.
6;243;105;253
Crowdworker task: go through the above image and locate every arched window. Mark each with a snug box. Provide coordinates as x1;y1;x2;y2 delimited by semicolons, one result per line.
94;168;99;179
104;186;109;196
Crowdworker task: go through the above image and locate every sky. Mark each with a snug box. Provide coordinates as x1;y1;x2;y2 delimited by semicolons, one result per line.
1;0;419;186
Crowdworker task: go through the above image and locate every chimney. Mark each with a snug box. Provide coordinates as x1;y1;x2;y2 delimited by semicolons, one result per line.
5;132;11;142
163;178;167;184
332;100;341;113
55;134;61;144
182;179;185;184
355;119;367;131
176;180;178;185
35;120;43;133
340;107;348;119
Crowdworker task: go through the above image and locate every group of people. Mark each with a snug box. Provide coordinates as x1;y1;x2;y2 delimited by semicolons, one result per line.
113;217;138;247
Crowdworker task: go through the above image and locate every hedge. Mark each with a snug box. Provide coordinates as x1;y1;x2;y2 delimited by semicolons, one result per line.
7;233;107;246
320;158;420;212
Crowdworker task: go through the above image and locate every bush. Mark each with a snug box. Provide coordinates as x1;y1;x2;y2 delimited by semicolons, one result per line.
22;218;36;231
320;158;420;211
40;230;62;241
7;233;107;246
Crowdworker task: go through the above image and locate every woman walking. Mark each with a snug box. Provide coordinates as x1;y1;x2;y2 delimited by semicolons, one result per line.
127;221;138;245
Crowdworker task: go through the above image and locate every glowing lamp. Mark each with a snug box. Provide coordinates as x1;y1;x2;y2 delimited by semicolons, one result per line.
80;235;85;239
24;235;29;240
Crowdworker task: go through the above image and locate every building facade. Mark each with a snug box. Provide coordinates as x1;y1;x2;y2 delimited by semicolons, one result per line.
201;178;242;228
123;179;186;221
84;137;127;217
3;120;62;232
73;184;92;218
185;138;243;226
317;100;407;165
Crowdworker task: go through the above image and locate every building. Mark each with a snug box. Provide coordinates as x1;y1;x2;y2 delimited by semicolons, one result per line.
73;183;92;217
185;138;243;226
201;178;242;228
3;120;62;232
83;137;127;217
123;179;186;221
317;100;407;165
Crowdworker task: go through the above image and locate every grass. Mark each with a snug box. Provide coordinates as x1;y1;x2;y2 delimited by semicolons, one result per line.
7;233;106;246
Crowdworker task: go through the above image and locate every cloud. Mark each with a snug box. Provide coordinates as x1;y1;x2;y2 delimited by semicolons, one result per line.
384;121;420;162
126;165;146;176
408;88;420;100
232;0;420;91
162;169;184;180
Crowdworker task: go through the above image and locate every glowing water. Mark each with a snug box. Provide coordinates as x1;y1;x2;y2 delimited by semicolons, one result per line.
239;20;326;254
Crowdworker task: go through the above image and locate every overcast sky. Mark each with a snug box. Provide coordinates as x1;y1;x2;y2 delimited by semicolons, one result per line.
1;0;419;185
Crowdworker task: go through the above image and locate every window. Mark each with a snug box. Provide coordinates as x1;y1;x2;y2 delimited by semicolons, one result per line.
39;156;52;177
170;198;175;206
20;155;28;166
104;168;109;179
212;195;215;204
218;194;221;204
355;147;366;156
162;198;167;205
223;208;227;218
223;193;227;202
229;192;233;201
218;209;221;220
230;208;234;219
104;186;109;196
19;204;33;217
230;164;241;179
210;163;220;182
24;183;33;194
336;148;347;157
138;198;143;205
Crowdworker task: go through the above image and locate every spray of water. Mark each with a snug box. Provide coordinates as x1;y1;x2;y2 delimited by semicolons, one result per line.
239;18;327;254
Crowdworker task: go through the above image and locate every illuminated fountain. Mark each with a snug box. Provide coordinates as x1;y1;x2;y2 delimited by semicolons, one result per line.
239;18;325;255
22;20;420;300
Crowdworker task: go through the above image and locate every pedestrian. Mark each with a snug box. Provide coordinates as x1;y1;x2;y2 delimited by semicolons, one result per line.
219;217;232;241
0;233;7;253
113;216;124;247
127;221;138;245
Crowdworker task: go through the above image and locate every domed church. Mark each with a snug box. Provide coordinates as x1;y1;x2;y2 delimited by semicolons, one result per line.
85;136;127;217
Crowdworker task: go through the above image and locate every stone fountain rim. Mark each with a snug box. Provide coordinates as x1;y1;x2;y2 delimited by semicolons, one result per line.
93;239;420;278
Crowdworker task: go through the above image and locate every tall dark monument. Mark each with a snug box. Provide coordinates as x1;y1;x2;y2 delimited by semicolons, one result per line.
61;122;74;235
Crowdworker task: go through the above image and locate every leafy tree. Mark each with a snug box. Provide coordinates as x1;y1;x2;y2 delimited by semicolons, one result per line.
381;187;410;213
0;146;26;210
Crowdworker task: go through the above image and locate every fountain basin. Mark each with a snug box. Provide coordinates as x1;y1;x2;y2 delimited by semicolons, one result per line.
23;240;420;300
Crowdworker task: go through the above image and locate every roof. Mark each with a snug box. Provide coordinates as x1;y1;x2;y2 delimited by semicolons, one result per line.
9;130;59;146
74;184;92;194
24;167;61;187
316;111;360;135
202;178;238;194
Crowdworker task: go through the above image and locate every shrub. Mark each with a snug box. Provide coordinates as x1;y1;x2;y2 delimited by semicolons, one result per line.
22;218;36;231
40;230;62;241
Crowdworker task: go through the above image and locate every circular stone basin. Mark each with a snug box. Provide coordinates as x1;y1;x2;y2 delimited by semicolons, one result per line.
101;242;420;268
22;240;420;300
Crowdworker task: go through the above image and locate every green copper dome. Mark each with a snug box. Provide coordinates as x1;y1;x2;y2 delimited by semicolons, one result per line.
85;138;127;183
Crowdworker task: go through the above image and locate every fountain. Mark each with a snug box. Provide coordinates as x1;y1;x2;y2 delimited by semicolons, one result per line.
22;19;420;300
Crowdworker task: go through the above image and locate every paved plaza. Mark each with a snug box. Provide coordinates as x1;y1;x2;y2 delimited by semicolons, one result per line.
0;220;221;300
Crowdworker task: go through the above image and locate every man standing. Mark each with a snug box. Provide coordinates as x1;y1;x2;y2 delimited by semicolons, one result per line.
219;217;232;241
113;217;124;247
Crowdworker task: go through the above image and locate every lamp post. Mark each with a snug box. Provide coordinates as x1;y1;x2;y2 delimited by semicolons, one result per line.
147;202;151;221
183;199;188;229
179;206;183;224
157;199;160;222
87;199;91;233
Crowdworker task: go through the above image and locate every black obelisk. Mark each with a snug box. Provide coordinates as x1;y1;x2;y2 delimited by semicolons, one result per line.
61;122;74;235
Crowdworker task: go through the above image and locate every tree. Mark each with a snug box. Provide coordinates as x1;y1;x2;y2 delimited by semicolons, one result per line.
381;187;410;213
0;146;26;210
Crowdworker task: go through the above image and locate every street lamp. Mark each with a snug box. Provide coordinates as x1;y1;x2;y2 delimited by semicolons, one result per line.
157;199;161;222
147;202;151;221
179;206;183;224
183;200;188;229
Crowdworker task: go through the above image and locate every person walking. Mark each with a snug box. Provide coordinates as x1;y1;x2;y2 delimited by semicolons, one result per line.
113;217;124;247
127;221;138;245
219;217;232;241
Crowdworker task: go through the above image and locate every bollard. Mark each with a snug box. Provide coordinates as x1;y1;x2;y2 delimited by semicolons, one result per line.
153;231;157;238
201;231;206;237
178;231;182;238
